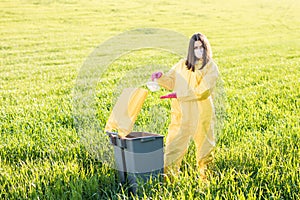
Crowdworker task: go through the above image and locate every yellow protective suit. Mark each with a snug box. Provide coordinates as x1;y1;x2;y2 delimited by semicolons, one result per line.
157;59;219;174
105;88;148;137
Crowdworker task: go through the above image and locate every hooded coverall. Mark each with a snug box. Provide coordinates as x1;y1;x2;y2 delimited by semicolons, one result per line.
157;59;219;173
105;88;148;137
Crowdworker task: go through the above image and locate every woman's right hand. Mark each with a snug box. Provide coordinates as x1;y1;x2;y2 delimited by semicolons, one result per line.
151;72;163;81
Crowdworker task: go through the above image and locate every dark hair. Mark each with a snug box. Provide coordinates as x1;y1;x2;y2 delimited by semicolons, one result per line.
185;33;212;72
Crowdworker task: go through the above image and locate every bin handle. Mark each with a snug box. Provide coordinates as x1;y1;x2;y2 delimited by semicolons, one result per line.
106;131;118;136
106;131;118;145
140;136;156;143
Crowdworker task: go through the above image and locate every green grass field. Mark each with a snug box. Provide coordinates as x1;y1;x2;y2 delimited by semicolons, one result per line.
0;0;299;199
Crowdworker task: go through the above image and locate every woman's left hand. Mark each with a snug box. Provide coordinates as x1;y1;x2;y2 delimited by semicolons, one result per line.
160;92;177;99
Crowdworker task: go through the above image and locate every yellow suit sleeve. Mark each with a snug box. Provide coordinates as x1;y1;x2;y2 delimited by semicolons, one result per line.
156;59;185;90
177;62;219;102
156;68;176;90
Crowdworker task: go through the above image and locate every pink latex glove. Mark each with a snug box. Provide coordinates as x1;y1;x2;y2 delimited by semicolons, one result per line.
160;92;177;99
151;72;163;81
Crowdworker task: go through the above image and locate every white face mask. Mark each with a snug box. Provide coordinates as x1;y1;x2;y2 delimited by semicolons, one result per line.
194;40;204;59
194;48;203;59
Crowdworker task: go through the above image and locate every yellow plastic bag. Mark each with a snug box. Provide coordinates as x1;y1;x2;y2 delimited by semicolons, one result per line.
105;88;148;137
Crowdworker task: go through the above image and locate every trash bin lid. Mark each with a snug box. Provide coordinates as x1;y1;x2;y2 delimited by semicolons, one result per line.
125;132;163;139
105;88;148;137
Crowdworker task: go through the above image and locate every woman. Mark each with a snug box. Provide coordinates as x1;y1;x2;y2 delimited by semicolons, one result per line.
151;33;219;178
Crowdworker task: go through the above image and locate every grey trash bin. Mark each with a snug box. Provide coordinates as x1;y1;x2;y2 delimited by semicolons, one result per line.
107;131;164;194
